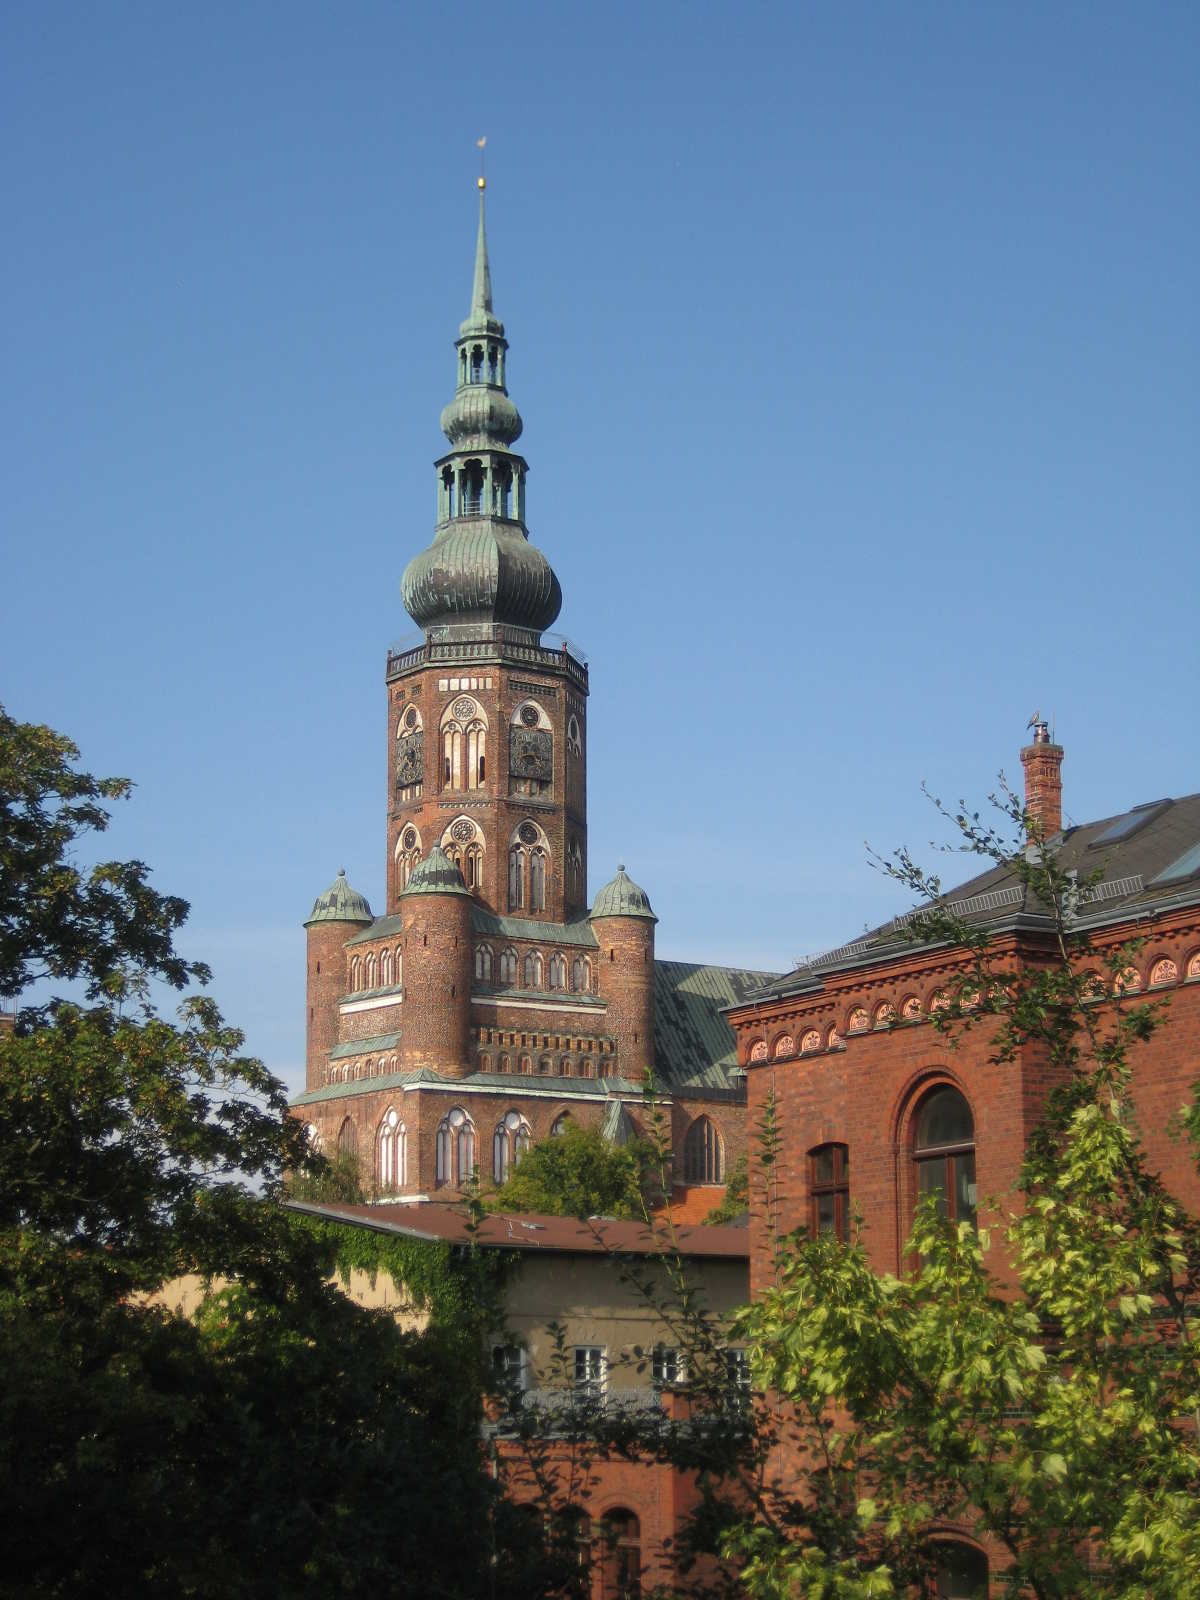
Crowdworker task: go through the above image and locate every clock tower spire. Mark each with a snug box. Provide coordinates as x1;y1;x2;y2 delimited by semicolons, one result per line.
387;178;588;923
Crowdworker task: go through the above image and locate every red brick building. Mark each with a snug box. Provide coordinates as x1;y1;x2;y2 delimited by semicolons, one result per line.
289;184;776;1206
726;729;1200;1295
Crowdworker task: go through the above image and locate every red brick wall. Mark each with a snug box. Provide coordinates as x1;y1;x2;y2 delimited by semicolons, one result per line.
304;921;353;1090
592;916;655;1079
398;891;474;1077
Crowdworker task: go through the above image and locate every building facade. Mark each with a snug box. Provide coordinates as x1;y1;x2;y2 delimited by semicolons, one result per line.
290;183;778;1203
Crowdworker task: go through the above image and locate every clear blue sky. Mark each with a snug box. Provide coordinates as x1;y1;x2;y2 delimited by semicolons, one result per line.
4;2;1197;1095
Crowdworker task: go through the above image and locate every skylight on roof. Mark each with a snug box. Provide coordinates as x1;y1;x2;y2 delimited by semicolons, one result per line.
1089;799;1172;847
1150;842;1200;887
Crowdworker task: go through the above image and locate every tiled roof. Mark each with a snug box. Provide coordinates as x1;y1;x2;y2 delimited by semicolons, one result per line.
291;1065;440;1106
654;960;783;1089
750;790;1200;1003
284;1199;750;1259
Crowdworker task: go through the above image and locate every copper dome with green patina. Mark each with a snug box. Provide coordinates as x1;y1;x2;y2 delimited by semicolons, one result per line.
401;185;562;636
305;869;374;926
400;844;471;898
591;864;657;922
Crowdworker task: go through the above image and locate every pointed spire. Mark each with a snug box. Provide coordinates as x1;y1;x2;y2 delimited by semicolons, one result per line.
459;177;503;339
471;182;493;318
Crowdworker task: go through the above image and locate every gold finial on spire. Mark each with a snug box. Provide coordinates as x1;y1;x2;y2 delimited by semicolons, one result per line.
476;134;486;190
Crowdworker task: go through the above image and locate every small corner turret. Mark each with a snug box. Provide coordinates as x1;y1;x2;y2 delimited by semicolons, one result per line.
591;865;657;1079
304;869;374;1090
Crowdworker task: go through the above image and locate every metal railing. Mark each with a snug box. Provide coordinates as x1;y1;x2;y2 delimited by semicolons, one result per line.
387;624;589;686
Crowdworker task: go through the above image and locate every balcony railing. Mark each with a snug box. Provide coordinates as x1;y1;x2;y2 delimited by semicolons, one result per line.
387;624;589;687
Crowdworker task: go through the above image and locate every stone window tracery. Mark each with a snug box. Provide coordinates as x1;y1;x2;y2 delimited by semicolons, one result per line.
440;697;487;792
499;947;518;985
492;1109;532;1184
509;821;551;913
549;952;567;990
523;951;544;988
475;944;494;982
377;1108;406;1192
441;816;485;891
395;825;422;890
566;713;582;756
435;1107;475;1188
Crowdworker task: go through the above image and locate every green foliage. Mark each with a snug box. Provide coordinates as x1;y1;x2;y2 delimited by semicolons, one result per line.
485;1123;658;1219
702;1152;748;1224
721;783;1200;1600
0;706;503;1599
283;1143;366;1205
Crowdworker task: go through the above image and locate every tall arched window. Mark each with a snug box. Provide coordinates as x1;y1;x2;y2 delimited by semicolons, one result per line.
492;1109;532;1184
683;1117;724;1184
475;944;493;982
549;952;567;990
380;948;393;987
395;825;422;890
571;956;591;993
395;704;424;801
930;1541;988;1598
499;947;518;984
913;1086;976;1226
364;953;377;989
378;1108;406;1192
349;956;361;992
394;948;403;988
509;822;551;912
440;697;487;791
436;1107;476;1188
810;1144;850;1242
551;1112;571;1136
523;951;543;989
441;817;485;891
337;1117;357;1159
599;1509;641;1600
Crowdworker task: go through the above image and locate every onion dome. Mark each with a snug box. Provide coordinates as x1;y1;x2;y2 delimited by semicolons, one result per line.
305;868;373;926
402;523;561;632
591;864;657;922
440;385;523;448
400;844;471;898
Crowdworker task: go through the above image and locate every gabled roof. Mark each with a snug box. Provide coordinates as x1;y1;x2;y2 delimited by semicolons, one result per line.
655;960;783;1089
471;907;599;947
746;790;1200;1005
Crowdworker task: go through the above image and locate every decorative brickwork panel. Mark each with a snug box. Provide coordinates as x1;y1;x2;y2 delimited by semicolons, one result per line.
509;726;552;782
1149;958;1178;987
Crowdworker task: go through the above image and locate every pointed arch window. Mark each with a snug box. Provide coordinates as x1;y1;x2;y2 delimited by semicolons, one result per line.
337;1117;357;1159
913;1086;976;1227
571;956;591;993
499;947;518;985
599;1509;641;1600
683;1117;724;1184
475;944;494;982
492;1109;532;1184
380;949;393;987
436;1107;476;1188
378;1108;406;1192
530;848;547;912
349;956;361;993
551;1112;571;1136
549;952;567;990
441;818;485;892
396;825;422;891
523;951;544;989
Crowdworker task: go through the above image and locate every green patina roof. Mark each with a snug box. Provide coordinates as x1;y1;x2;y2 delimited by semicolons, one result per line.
591;865;656;922
400;845;471;898
291;1065;442;1106
305;869;373;927
471;907;599;948
402;520;562;633
654;960;783;1090
330;1031;400;1060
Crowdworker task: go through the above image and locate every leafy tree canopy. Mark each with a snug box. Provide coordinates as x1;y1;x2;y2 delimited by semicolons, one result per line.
0;707;501;1598
485;1123;658;1219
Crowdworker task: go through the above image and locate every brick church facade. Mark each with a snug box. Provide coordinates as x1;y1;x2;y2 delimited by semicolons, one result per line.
289;182;776;1202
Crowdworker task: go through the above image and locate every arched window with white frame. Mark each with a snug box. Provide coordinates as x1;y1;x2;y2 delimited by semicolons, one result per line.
549;952;567;990
475;943;493;982
348;956;361;992
683;1116;724;1184
435;1107;476;1188
380;948;393;987
440;696;487;792
571;955;591;993
492;1109;532;1185
377;1107;406;1192
499;947;518;984
523;950;543;989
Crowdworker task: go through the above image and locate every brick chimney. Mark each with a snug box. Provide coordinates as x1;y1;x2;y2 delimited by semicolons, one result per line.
1020;718;1064;839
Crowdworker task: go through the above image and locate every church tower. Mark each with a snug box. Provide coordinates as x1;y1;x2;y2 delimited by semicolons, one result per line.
387;179;589;926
